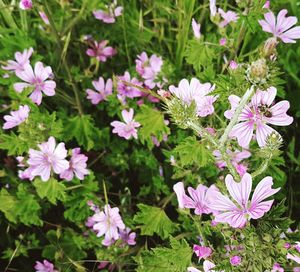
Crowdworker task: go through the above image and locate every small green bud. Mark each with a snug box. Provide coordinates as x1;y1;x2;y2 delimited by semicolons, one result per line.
246;58;269;84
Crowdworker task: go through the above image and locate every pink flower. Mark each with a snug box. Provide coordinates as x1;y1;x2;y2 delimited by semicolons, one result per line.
287;253;300;264
188;261;219;272
86;77;113;104
259;9;300;43
169;78;217;117
119;227;136;246
295;242;300;252
193;245;212;259
208;173;280;228
2;47;33;73
192;18;201;39
111;108;140;140
213;149;251;176
18;168;35;180
60;148;89;181
263;1;270;9
14;62;56;105
39;11;50;25
3;105;30;129
34;260;58;272
209;0;217;17
93;0;123;24
230;256;241;266
218;8;239;27
229;60;238;70
219;38;227;46
135;52;164;89
92;204;125;246
86;40;117;62
225;87;293;148
173;182;217;215
272;263;284;272
117;71;143;98
26;136;69;181
19;0;32;10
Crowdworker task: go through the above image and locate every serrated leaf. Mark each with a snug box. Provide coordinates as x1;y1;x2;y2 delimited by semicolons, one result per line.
135;105;170;149
0;132;29;155
0;188;18;223
15;184;43;226
34;178;66;205
174;136;214;167
133;204;177;239
134;237;192;272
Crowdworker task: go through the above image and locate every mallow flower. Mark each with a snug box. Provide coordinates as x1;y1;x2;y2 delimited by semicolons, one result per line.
173;182;217;215
119;227;136;246
60;148;89;181
92;204;126;246
34;260;58;272
19;0;32;10
209;0;217;17
14;62;56;105
39;11;50;25
93;0;123;24
187;260;220;272
26;136;69;181
218;8;239;27
2;47;33;73
117;71;143;98
225;87;293;148
86;77;113;104
169;78;217;117
259;9;300;43
135;52;164;89
193;245;212;259
3;105;30;129
192;18;201;39
208;173;280;228
86;40;117;62
111;108;140;140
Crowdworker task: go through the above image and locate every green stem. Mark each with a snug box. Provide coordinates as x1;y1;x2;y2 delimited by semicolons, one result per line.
42;0;83;115
219;85;255;148
252;154;273;178
0;0;17;28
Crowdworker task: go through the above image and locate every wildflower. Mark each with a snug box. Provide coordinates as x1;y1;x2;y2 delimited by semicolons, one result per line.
192;18;201;39
3;105;30;130
39;11;50;25
169;78;217;117
135;52;164;89
187;268;201;272
19;0;32;10
213;149;251;176
111;108;140;140
18;168;35;180
218;8;239;27
92;204;125;246
272;263;284;272
225;87;293;148
119;227;136;246
209;0;217;17
230;256;241;266
26;136;69;181
117;71;143;98
193;245;212;259
173;182;217;215
229;60;238;70
60;148;89;181
219;38;227;46
34;260;58;272
86;77;113;104
287;253;300;264
93;0;123;24
86;40;116;62
259;9;300;43
208;173;280;228
2;47;33;73
14;62;56;105
263;1;270;9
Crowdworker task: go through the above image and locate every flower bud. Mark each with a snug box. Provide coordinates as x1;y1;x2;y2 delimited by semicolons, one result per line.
262;37;278;58
247;58;269;84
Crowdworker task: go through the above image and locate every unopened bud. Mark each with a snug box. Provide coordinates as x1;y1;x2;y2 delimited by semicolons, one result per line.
262;37;278;58
265;131;283;151
247;58;269;84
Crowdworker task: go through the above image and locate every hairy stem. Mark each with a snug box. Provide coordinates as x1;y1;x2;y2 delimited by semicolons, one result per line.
219;85;255;148
252;153;273;178
42;0;83;115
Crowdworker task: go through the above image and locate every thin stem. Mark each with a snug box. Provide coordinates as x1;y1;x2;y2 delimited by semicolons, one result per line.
219;85;255;148
252;154;273;178
186;121;218;146
42;0;83;115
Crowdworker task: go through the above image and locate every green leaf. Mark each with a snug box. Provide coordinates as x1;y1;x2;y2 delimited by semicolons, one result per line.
133;204;177;239
15;184;43;226
63;115;105;151
34;178;66;205
173;136;214;167
135;237;192;272
0;188;18;223
135;105;170;149
0;132;29;155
